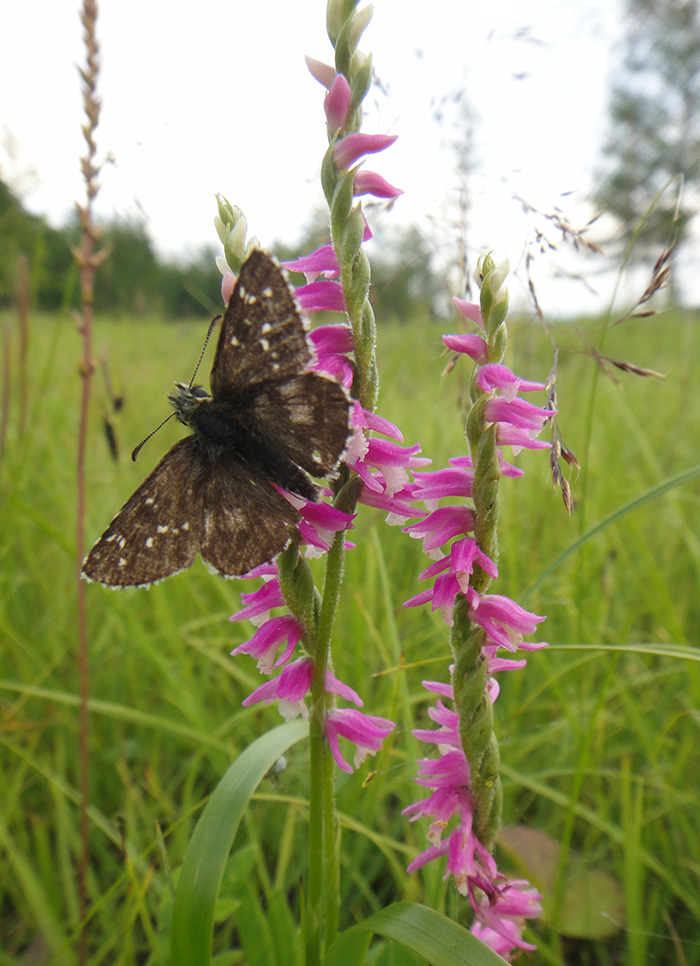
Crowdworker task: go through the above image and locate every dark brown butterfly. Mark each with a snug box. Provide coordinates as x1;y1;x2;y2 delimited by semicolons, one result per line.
81;250;351;588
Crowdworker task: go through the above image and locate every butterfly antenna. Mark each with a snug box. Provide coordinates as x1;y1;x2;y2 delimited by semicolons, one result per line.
132;315;221;462
131;412;176;462
188;315;221;388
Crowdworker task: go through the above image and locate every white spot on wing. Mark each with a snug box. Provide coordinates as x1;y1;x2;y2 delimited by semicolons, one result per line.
262;286;273;298
260;338;270;351
145;537;154;548
157;525;169;533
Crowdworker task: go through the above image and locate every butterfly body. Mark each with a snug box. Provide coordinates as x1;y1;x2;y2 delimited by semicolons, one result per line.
169;379;321;502
82;250;351;588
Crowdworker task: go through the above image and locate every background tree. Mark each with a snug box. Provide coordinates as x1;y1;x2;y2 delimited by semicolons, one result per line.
595;0;700;299
0;175;223;317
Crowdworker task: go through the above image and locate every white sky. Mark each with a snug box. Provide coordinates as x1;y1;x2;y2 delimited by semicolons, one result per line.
3;0;665;315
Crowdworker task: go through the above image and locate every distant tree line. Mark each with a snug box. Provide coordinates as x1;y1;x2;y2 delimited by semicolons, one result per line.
0;177;226;318
0;177;445;322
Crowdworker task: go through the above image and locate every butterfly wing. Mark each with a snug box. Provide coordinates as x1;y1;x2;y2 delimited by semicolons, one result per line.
82;437;301;587
199;449;301;576
81;438;206;588
84;249;348;589
251;373;351;478
211;250;311;397
212;250;351;480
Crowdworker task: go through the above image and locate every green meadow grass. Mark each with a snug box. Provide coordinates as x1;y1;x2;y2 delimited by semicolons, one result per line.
1;306;700;964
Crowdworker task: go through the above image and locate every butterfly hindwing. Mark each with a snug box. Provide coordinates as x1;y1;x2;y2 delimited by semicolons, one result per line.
83;439;302;586
211;250;311;397
200;453;301;575
81;438;206;588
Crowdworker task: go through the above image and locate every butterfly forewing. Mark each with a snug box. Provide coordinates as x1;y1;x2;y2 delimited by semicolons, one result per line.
252;374;351;477
82;438;205;588
211;250;311;397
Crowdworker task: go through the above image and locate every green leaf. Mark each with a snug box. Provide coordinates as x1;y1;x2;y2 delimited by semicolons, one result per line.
325;925;372;966
169;720;309;966
326;902;507;966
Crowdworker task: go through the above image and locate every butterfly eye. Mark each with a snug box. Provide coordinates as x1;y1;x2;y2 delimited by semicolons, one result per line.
169;382;211;425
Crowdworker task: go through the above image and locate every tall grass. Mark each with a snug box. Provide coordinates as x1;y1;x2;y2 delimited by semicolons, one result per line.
1;306;699;964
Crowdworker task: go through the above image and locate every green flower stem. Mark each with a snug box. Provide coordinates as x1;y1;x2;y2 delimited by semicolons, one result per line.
306;528;347;963
305;4;379;959
451;600;502;848
450;256;510;851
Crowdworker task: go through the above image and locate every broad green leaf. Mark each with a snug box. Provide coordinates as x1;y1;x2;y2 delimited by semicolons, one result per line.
325;925;372;966
170;720;308;966
326;902;507;966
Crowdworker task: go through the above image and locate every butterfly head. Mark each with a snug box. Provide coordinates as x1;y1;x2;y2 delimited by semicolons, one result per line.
168;381;211;427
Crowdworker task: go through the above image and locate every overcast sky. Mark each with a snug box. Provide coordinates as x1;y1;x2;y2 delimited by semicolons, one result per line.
2;0;655;315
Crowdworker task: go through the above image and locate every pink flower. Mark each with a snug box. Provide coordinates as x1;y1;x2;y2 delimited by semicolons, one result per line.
412;464;475;502
403;506;476;552
476;363;545;400
353;403;403;440
484;396;552;434
283;245;339;281
221;271;236;305
450;537;498;584
405;537;497;622
358;482;420;520
333;132;398;170
452;298;484;329
442;333;488;363
295;279;346;313
309;324;353;356
351;438;430;497
324;73;351;132
324;708;395;774
470;880;542;959
242;656;315;714
412;699;461;749
495;424;552;451
470;919;536;961
231;615;304;673
296;499;356;553
405;572;478;626
406;680;542;959
353;169;403;199
230;575;284;624
309;325;354;386
468;594;546;652
243;658;363;719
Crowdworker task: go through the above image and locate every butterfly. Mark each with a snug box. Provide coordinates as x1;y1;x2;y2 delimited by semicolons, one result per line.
81;249;352;588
